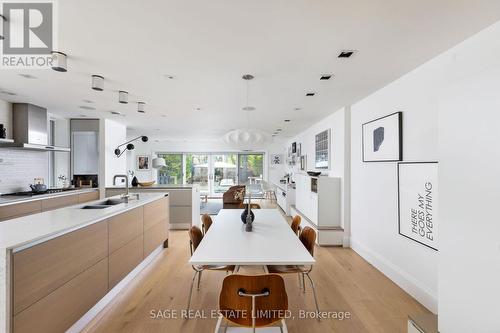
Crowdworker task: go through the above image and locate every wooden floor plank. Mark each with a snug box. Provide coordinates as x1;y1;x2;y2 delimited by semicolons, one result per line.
82;202;430;333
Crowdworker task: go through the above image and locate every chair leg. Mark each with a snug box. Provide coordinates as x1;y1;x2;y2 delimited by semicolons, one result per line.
187;271;198;312
281;319;288;333
305;273;321;321
197;270;203;291
297;273;302;291
302;273;306;293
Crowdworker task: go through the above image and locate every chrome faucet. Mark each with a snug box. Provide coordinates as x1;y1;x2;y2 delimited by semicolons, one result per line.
113;174;138;202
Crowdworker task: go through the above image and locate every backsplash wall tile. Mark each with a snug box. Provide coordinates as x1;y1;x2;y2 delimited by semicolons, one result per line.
0;149;49;193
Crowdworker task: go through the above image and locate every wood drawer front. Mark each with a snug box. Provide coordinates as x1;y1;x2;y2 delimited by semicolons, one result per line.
168;190;192;206
13;258;108;333
109;236;143;288
0;201;41;221
13;221;108;314
78;190;99;203
144;197;168;230
41;194;79;212
144;219;168;257
108;207;143;254
170;205;192;219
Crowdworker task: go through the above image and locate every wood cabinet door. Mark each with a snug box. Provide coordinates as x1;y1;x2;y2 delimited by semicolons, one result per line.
41;194;79;211
0;201;41;222
12;221;108;314
108;236;143;288
108;207;143;254
13;258;108;333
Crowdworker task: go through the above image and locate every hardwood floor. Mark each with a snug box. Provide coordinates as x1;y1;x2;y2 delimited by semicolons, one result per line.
82;202;430;333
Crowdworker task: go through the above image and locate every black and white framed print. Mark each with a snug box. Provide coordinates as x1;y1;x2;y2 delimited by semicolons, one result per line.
362;112;402;162
398;162;438;251
315;129;330;169
291;142;297;154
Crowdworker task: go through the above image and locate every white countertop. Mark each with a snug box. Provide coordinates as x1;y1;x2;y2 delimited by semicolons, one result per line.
106;184;197;189
0;188;99;206
0;192;167;251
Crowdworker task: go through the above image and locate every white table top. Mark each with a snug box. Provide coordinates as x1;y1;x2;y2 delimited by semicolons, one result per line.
189;209;315;266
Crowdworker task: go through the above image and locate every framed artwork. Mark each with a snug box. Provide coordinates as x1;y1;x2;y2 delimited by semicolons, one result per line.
291;142;297;154
270;154;283;165
315;129;330;169
398;162;438;251
137;155;150;170
362;112;402;162
297;143;302;156
300;155;307;171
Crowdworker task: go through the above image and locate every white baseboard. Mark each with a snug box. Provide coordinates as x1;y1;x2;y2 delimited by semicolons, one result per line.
350;238;437;313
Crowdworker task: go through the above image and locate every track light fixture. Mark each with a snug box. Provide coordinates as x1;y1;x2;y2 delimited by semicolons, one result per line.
91;75;104;91
119;91;129;104
114;136;148;157
51;51;67;72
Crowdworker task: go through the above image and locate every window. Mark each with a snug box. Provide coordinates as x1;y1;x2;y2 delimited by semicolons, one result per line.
157;153;183;185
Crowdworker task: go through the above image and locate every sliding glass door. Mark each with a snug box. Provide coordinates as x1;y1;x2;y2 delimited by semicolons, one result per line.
185;154;209;193
156;152;264;197
211;154;238;197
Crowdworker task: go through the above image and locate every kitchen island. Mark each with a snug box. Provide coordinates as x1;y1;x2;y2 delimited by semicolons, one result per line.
0;192;169;333
106;184;200;229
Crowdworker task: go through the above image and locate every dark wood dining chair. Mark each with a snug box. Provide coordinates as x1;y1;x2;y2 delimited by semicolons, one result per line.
201;213;213;234
215;274;288;332
290;215;302;236
187;226;234;311
266;226;320;319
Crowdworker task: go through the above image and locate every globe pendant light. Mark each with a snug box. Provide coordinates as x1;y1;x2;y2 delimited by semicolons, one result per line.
222;74;270;150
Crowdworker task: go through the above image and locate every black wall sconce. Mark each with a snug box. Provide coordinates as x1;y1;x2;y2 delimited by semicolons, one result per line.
114;136;148;157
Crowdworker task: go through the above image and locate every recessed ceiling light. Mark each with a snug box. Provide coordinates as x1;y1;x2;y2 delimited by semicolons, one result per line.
306;92;315;97
196;107;202;111
0;91;16;96
82;99;94;104
320;74;333;80
164;74;176;79
110;111;122;115
276;129;282;132
272;134;276;137
284;119;291;122
79;114;88;118
161;114;167;117
338;50;357;58
242;106;256;111
19;74;37;79
294;107;302;111
79;105;95;110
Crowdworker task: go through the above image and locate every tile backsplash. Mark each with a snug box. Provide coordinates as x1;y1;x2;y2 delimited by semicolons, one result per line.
0;149;49;193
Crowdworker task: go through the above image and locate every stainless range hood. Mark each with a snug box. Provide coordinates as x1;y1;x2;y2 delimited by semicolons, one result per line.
0;103;70;152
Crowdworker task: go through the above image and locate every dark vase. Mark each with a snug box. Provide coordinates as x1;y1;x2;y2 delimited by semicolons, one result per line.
131;176;139;187
240;206;255;224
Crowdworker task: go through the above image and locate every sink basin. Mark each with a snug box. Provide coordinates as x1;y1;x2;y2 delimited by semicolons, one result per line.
101;198;126;205
81;205;110;209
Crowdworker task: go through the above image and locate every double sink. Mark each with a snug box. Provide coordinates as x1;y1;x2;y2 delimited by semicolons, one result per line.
81;198;127;209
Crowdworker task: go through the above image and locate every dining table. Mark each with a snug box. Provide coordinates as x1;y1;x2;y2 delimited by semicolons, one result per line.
189;209;315;268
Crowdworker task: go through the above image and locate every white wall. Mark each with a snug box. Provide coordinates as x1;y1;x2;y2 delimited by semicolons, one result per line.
286;107;351;235
350;51;441;312
438;22;500;332
350;19;500;318
125;136;287;186
101;119;127;188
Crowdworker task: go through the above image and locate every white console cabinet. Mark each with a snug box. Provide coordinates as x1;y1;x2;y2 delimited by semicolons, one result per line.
293;173;343;245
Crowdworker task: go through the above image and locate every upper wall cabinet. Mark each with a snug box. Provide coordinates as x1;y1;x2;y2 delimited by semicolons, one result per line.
72;131;98;175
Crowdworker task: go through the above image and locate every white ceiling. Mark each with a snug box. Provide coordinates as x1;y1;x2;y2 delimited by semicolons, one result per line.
0;0;499;140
